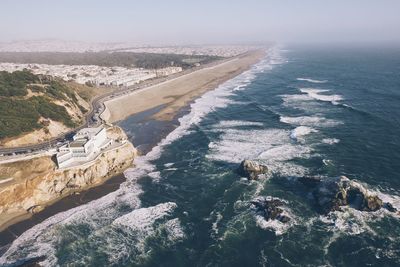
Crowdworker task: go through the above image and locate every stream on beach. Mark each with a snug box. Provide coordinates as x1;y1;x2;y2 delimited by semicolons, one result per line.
1;46;400;266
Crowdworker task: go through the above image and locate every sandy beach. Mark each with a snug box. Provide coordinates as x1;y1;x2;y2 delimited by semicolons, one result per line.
0;173;126;253
102;49;266;123
0;49;266;251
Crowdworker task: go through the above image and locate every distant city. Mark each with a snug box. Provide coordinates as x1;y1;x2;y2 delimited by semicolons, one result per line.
0;40;262;56
0;40;262;87
0;63;182;87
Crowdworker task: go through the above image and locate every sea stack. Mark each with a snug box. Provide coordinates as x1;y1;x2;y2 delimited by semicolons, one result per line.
238;160;269;180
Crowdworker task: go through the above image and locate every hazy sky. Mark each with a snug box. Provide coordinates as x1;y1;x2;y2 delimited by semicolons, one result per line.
1;0;400;45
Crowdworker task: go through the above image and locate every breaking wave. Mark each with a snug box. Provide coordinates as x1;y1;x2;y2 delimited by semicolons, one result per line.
0;47;282;266
207;126;312;177
280;115;342;127
290;126;318;141
299;88;343;104
322;138;340;145
297;78;328;83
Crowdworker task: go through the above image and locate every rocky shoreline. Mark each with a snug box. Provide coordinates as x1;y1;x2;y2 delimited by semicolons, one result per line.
238;159;399;228
299;175;398;215
0;126;137;232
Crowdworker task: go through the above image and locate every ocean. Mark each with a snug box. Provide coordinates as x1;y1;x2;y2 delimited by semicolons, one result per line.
1;46;400;266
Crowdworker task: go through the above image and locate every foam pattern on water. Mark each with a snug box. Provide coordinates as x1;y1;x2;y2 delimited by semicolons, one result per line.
299;88;343;104
280;115;342;127
297;78;328;83
0;47;282;266
207;127;311;177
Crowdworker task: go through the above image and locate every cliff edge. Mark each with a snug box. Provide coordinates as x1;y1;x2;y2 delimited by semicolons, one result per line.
0;126;136;230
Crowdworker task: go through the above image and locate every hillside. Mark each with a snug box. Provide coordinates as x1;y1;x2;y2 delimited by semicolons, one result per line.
0;70;102;147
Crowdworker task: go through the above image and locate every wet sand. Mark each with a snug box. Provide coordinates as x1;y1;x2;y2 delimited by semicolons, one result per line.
102;50;265;123
0;174;125;254
0;49;266;255
0;105;189;255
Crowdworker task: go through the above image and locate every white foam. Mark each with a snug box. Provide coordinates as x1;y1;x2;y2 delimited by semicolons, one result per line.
280;116;341;127
105;202;183;264
207;128;289;163
164;218;186;242
300;88;343;104
290;126;318;141
252;197;295;235
257;143;311;162
280;93;323;112
376;191;400;211
322;138;340;145
255;214;292;235
320;208;378;235
211;211;224;236
318;188;400;237
113;202;177;229
207;128;311;177
0;181;143;267
147;171;161;180
297;78;328;84
164;163;174;167
281;93;312;103
215;120;264;128
0;47;284;266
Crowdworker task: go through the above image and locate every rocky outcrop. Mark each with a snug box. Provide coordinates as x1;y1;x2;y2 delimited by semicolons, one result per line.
238;160;268;180
106;125;128;142
299;175;396;214
251;197;291;223
0;127;137;227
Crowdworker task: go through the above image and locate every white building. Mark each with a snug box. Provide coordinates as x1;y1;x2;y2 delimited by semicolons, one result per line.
56;126;112;168
155;67;182;77
0;63;182;87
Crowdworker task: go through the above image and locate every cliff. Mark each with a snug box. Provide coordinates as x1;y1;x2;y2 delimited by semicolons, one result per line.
0;70;108;147
0;126;136;230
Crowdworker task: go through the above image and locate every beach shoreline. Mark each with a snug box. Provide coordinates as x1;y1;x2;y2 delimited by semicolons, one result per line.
102;49;266;123
0;49;266;252
0;173;126;254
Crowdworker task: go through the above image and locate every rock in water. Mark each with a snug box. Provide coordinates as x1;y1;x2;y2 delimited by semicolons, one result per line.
313;176;350;214
384;202;397;213
346;185;383;212
238;160;268;180
251;197;291;223
311;176;385;214
365;195;383;211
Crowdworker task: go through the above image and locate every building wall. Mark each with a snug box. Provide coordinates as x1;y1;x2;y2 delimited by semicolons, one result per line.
93;128;107;148
56;127;109;168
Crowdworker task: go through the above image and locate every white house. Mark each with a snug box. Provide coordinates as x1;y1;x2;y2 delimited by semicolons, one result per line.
56;126;112;168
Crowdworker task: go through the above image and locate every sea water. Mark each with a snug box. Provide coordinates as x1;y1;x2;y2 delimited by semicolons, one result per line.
1;46;400;266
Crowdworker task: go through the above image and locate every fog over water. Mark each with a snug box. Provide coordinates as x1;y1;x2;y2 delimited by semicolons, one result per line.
1;0;400;45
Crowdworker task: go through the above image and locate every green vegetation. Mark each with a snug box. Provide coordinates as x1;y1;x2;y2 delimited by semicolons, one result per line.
0;71;84;139
45;80;77;102
0;70;38;96
0;96;75;139
0;52;221;69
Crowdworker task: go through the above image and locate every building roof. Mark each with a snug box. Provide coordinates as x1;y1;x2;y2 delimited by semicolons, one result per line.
74;126;104;139
69;138;87;148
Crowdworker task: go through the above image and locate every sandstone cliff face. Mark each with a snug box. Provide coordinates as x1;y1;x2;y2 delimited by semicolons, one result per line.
0;127;136;220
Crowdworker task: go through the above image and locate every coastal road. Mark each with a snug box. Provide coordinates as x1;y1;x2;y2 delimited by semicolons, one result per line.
0;87;118;155
0;54;242;155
